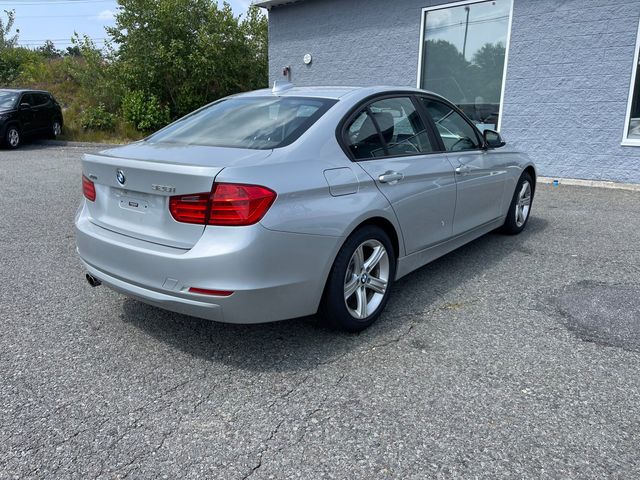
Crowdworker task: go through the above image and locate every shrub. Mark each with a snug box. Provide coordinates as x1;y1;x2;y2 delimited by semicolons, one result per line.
80;104;115;131
0;47;43;84
121;90;170;132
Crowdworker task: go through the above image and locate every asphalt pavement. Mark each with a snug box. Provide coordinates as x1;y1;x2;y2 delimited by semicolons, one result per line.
1;143;639;479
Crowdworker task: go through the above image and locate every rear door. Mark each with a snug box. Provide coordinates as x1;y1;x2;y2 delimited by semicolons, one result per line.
30;93;50;131
420;97;507;236
344;95;457;254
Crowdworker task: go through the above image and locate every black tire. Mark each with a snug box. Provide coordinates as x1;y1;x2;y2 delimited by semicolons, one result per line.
501;171;534;235
320;225;396;332
4;125;21;149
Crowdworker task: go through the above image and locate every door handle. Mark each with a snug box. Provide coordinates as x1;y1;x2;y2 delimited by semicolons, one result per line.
455;164;470;175
378;171;404;184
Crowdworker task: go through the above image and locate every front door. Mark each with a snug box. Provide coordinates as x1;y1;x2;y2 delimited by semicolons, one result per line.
421;98;506;236
17;93;35;134
344;96;457;254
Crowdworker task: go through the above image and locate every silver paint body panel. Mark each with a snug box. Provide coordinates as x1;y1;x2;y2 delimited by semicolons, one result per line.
75;86;535;323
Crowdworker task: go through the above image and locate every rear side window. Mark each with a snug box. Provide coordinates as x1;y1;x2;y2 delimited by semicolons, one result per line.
344;96;435;160
421;98;481;152
345;110;387;159
147;96;337;150
32;93;49;106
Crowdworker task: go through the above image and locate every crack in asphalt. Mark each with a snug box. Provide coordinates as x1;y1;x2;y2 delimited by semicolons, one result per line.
241;419;285;480
97;372;214;479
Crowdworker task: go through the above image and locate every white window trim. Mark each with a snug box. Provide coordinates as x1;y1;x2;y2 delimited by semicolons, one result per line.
622;18;640;147
416;0;514;132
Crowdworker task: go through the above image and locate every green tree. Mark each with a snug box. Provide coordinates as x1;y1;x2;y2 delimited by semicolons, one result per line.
37;40;62;59
65;33;125;112
471;42;506;103
107;0;268;117
422;39;471;102
0;9;19;50
65;45;82;57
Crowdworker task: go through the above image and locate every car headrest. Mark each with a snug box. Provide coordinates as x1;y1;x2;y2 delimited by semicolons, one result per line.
356;115;380;144
372;111;394;143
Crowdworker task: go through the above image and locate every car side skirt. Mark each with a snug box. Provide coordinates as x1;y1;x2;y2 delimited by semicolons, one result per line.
395;217;505;280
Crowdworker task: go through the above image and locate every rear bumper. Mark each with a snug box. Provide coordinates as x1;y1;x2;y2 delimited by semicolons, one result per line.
82;259;225;321
75;203;342;324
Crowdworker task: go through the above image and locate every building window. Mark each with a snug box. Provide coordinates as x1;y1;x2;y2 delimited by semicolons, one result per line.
418;0;512;131
624;20;640;145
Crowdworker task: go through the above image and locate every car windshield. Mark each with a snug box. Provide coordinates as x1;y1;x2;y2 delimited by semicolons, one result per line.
147;96;337;150
0;91;19;109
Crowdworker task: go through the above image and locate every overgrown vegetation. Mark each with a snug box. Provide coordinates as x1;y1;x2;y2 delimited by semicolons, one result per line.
0;1;268;143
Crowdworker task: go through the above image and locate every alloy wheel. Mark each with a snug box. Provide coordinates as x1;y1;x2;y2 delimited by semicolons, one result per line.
344;239;390;320
515;180;532;227
8;128;19;148
53;121;62;137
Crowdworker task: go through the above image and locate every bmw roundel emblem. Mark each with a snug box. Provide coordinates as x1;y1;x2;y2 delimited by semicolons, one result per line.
116;169;126;185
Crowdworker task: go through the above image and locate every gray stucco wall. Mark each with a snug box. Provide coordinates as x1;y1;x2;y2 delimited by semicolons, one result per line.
266;0;640;183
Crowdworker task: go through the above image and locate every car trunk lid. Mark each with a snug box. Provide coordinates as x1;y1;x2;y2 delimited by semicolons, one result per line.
81;143;273;249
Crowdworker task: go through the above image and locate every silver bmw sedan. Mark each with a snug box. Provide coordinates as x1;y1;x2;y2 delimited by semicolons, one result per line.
76;85;535;332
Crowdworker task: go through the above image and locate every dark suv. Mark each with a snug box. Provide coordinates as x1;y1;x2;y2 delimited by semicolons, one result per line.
0;89;64;149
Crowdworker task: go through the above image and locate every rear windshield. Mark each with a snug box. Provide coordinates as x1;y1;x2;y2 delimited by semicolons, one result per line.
147;96;337;150
0;91;19;109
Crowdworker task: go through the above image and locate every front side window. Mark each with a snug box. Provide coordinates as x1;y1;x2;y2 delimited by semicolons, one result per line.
422;98;481;152
419;0;511;131
19;93;33;106
147;96;337;150
0;91;19;110
344;96;435;160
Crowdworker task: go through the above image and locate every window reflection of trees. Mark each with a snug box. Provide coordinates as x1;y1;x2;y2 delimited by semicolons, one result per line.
422;39;506;128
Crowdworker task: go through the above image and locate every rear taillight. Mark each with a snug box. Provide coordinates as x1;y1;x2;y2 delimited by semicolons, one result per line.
169;193;210;224
169;183;276;226
82;174;96;202
209;183;276;226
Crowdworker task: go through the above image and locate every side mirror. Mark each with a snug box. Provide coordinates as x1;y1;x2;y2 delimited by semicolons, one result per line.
483;129;506;149
19;102;31;109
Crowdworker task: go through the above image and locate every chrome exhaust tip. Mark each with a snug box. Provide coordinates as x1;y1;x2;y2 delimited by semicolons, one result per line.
86;273;102;287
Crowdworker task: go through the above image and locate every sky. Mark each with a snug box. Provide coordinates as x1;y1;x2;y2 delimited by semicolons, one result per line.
2;0;253;50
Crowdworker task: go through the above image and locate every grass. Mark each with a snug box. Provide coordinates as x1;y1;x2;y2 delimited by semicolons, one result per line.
58;108;147;144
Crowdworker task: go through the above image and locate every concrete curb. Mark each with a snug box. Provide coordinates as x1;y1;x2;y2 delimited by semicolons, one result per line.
538;176;640;192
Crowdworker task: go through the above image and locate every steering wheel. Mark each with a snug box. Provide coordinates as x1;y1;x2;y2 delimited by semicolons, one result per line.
450;137;474;152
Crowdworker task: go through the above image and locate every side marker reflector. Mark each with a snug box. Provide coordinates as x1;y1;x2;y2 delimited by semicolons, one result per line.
188;287;234;297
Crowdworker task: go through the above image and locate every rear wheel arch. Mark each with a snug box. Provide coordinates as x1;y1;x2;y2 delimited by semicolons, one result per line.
349;216;401;261
320;222;397;331
316;216;401;315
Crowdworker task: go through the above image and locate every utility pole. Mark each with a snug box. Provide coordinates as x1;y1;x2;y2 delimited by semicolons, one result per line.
462;6;470;60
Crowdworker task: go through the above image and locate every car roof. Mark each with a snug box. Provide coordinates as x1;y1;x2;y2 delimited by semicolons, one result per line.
238;85;438;101
0;88;51;94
